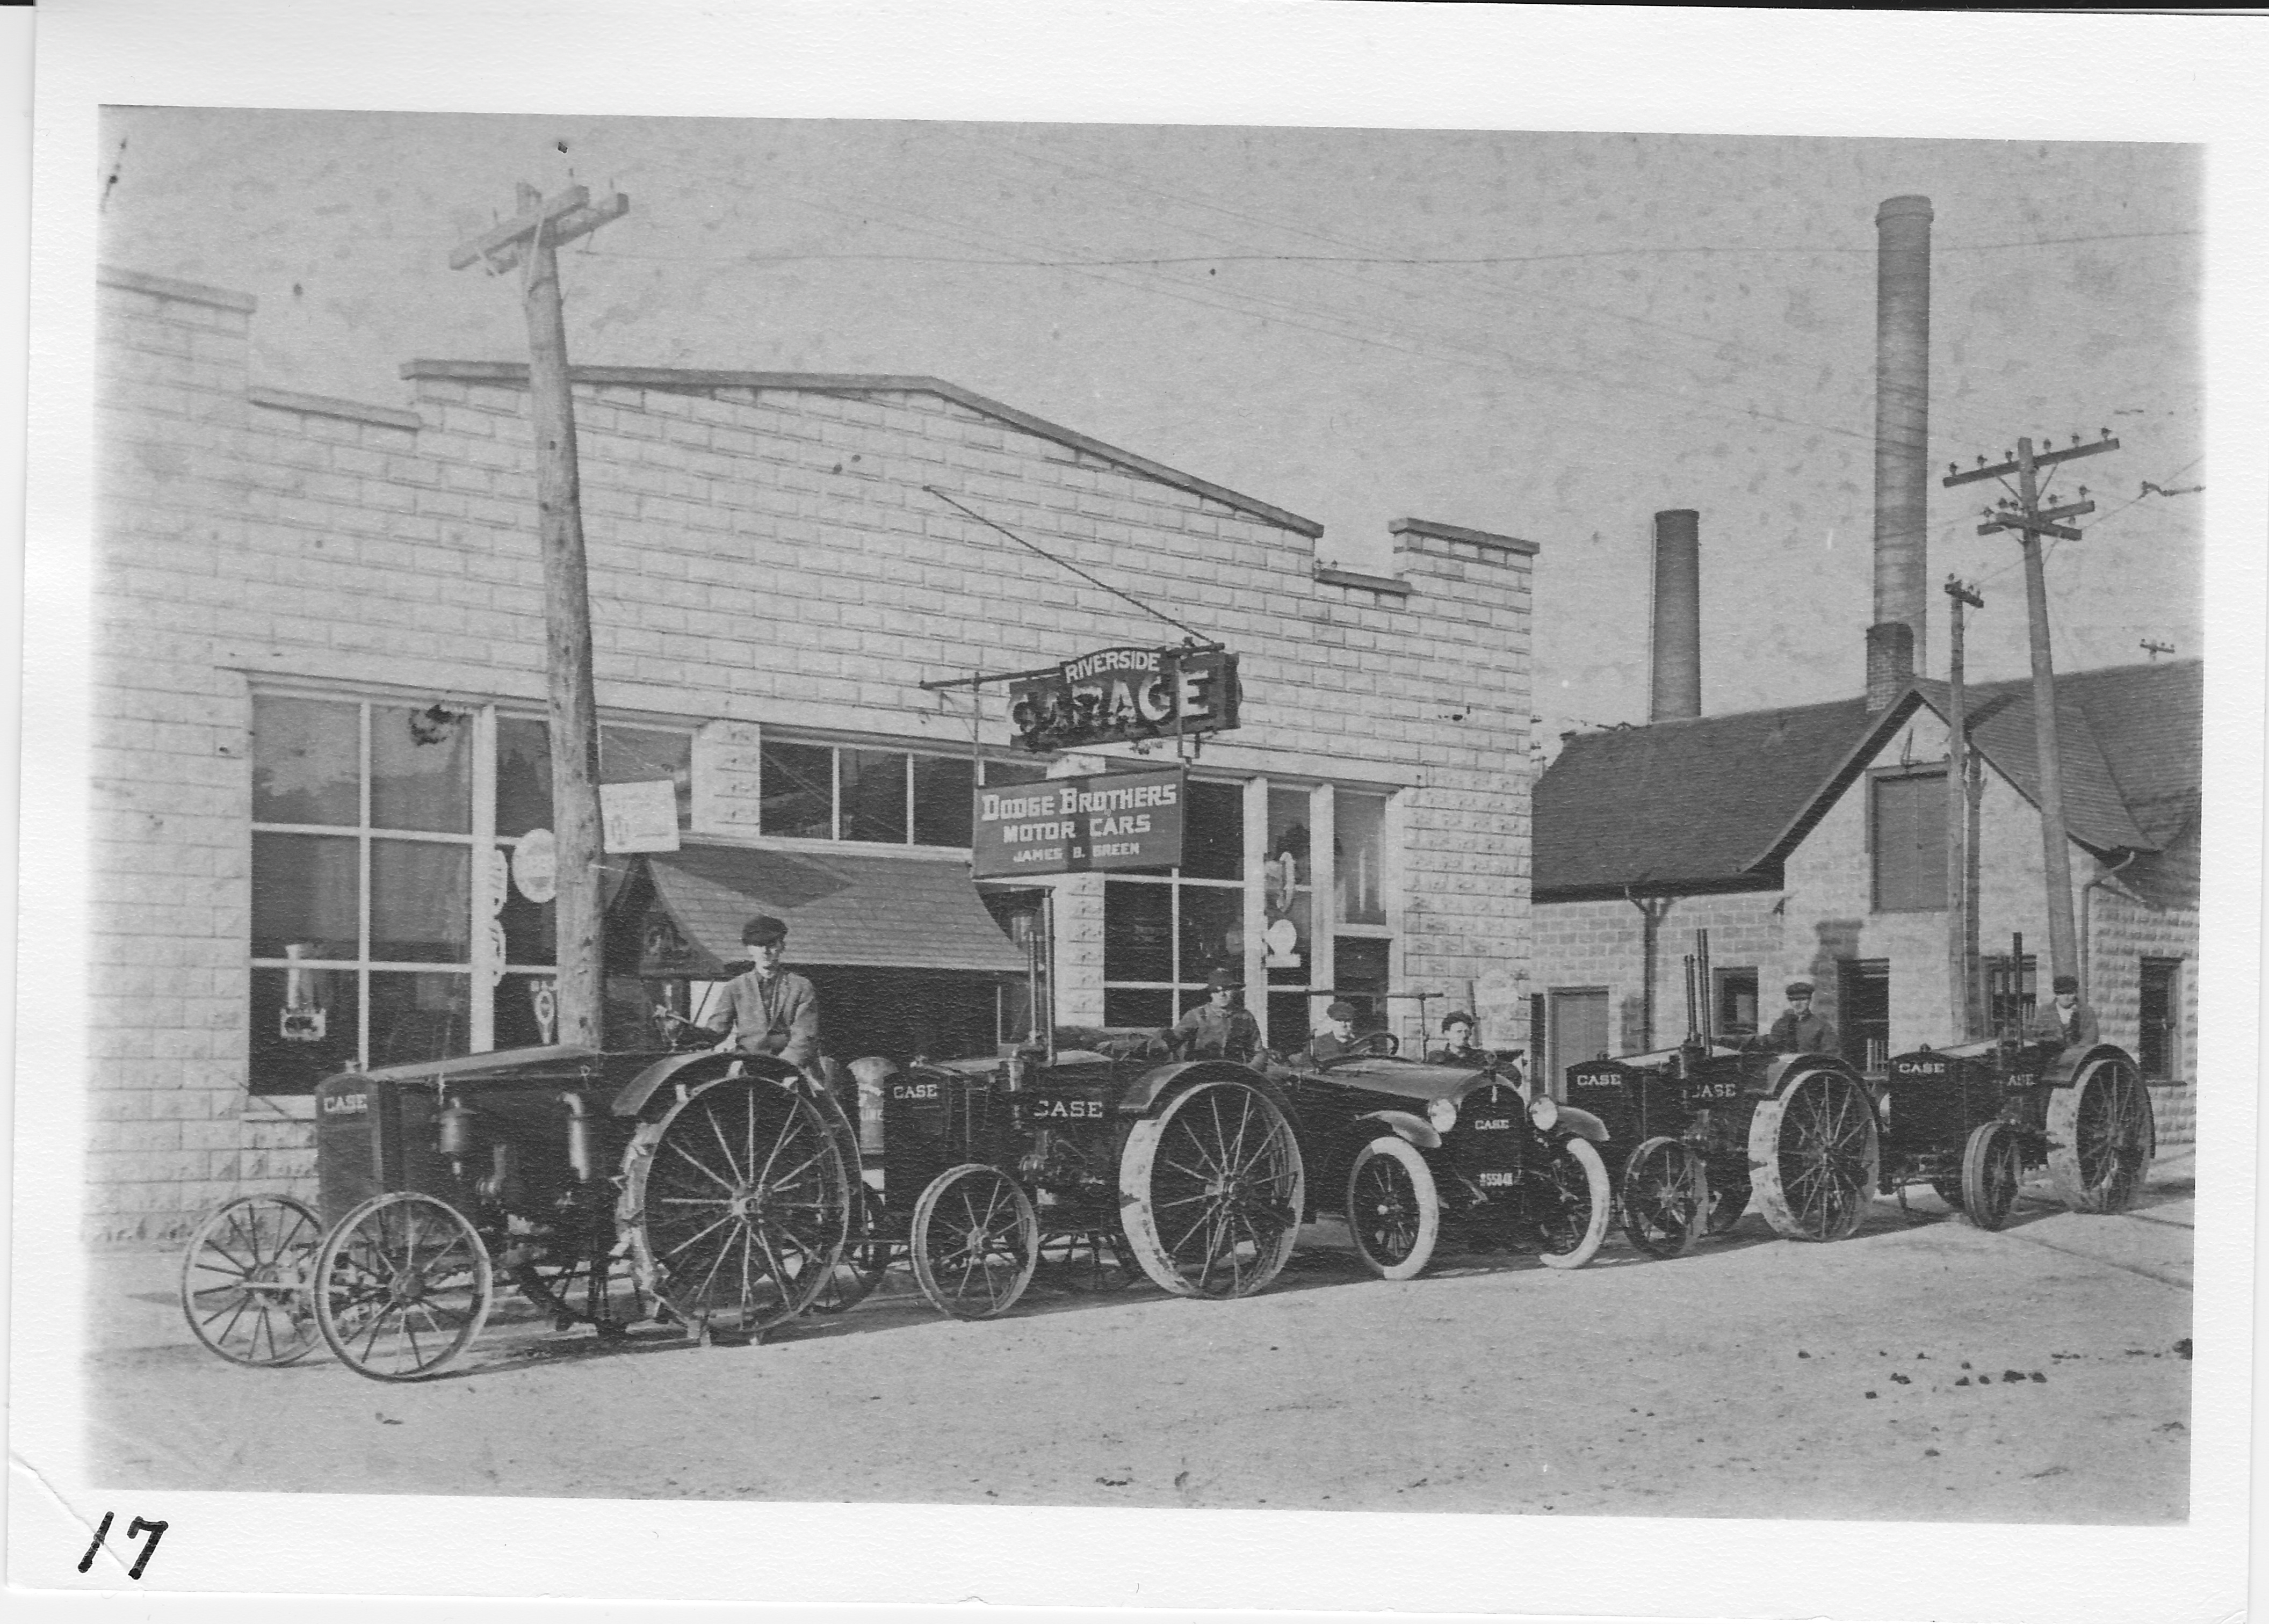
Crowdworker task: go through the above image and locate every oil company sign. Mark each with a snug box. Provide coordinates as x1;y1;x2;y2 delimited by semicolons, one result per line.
1007;646;1239;752
971;765;1186;878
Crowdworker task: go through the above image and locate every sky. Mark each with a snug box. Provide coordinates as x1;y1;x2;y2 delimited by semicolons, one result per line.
97;109;2204;740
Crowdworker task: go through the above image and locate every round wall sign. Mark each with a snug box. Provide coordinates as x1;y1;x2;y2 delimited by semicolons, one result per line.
1264;917;1300;956
511;829;558;905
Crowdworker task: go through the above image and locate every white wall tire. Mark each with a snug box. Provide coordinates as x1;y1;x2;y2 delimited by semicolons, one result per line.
1346;1135;1440;1280
1535;1136;1612;1270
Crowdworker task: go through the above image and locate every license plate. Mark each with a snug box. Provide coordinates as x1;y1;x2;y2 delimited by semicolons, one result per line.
1477;1171;1515;1188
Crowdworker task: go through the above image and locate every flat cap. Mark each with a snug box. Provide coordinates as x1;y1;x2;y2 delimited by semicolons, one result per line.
2051;974;2079;994
1785;980;1815;997
1206;966;1244;990
741;914;789;946
1325;999;1360;1021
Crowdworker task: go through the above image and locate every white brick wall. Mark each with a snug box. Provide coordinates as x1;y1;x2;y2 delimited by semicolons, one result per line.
91;271;1541;1240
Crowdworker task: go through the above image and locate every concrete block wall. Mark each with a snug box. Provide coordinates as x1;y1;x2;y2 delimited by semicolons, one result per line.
1531;893;1784;1065
90;270;1540;1240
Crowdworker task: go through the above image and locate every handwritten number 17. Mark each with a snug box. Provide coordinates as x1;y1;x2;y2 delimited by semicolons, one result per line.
77;1512;168;1580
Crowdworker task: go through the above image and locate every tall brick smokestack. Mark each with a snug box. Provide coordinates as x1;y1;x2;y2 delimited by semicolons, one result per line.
1869;194;1932;710
1649;509;1701;722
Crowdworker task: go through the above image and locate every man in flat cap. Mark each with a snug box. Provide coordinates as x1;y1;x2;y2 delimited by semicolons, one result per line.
1765;980;1839;1056
713;914;821;1070
1169;966;1262;1062
1309;998;1365;1063
2025;973;2101;1050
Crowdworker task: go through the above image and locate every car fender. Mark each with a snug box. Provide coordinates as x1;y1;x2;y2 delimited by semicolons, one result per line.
1119;1058;1300;1129
1356;1109;1441;1151
611;1049;801;1118
1555;1104;1612;1145
2040;1041;2136;1090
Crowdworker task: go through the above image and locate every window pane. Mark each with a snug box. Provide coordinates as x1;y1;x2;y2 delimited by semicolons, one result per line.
251;832;358;959
371;840;470;963
840;749;909;843
1268;992;1312;1049
1335;792;1389;925
368;972;471;1068
761;742;834;839
1103;988;1173;1030
1181;780;1244;880
1871;772;1946;911
913;756;976;846
371;705;473;833
1177;885;1244;987
1335;937;1390;1030
496;716;552;838
498;846;555;966
248;965;360;1095
982;758;1050;787
603;726;693;830
1266;788;1311;885
1263;878;1311;978
1103;880;1173;982
252;697;359;826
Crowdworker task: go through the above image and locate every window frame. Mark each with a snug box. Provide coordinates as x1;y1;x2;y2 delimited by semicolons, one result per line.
1868;764;1949;915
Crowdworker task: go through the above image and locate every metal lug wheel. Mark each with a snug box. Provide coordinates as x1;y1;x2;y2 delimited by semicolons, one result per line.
179;1194;324;1366
625;1076;851;1341
1749;1067;1880;1241
1617;1136;1702;1259
1119;1075;1305;1299
909;1164;1038;1320
1534;1136;1612;1269
809;1187;894;1315
2048;1053;2154;1214
1959;1119;2024;1231
1346;1135;1440;1280
313;1192;493;1382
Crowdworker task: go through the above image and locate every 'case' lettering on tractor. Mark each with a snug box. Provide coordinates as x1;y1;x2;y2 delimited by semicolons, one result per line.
1569;1070;1620;1090
322;1091;368;1115
891;1081;941;1101
1028;1096;1104;1120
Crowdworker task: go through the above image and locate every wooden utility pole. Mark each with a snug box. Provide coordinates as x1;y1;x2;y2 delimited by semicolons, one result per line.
1942;575;1983;1037
451;184;630;1047
1944;430;2118;995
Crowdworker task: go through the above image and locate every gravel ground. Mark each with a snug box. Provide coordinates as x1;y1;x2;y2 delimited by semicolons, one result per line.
79;1154;2193;1522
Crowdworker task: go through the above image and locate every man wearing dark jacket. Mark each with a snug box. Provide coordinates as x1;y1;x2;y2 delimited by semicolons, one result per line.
1765;981;1839;1055
2025;974;2101;1049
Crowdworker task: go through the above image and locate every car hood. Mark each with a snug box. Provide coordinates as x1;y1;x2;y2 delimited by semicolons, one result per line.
1294;1056;1507;1103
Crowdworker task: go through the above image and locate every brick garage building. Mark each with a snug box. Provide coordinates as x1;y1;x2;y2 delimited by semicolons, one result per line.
1529;661;2202;1139
91;265;1542;1243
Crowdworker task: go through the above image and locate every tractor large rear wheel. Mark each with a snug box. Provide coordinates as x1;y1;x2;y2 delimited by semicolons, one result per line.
1119;1076;1303;1299
1750;1068;1878;1242
2047;1054;2154;1214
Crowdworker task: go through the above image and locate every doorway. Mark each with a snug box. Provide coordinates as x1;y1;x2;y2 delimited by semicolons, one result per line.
1837;959;1891;1076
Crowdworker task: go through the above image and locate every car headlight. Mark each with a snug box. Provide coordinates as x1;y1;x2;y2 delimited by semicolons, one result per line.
1528;1093;1559;1130
1426;1097;1458;1134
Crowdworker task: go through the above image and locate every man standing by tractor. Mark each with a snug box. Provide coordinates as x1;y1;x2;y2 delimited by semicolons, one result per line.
2025;973;2101;1049
713;914;821;1070
1764;981;1839;1055
1169;966;1262;1061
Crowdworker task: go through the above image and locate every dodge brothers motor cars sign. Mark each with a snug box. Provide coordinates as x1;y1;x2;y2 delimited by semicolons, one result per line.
971;765;1186;877
1007;645;1239;752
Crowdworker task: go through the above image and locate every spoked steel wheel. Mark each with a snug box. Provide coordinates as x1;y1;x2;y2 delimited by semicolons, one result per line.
1119;1076;1304;1299
909;1164;1038;1320
1617;1136;1702;1259
808;1187;895;1315
2048;1054;2154;1214
313;1193;493;1382
179;1194;324;1367
625;1077;851;1340
1346;1135;1440;1280
1534;1137;1612;1269
1750;1067;1880;1241
1959;1120;2024;1231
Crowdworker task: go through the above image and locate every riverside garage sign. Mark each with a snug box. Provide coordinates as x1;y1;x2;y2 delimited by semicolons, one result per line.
972;765;1187;878
1007;644;1239;753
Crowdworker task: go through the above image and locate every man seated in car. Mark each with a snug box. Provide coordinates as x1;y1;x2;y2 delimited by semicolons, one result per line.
1309;999;1364;1063
1427;1010;1486;1066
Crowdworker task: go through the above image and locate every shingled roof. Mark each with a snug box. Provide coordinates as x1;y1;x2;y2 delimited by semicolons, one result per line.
1534;659;2201;903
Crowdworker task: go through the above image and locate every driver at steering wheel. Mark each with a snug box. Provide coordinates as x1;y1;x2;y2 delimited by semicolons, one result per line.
1309;999;1365;1063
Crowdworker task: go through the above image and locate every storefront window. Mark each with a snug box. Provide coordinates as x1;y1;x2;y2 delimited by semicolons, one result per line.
840;749;909;843
251;698;359;826
1264;788;1316;1044
1335;791;1388;925
370;841;471;963
1335;938;1391;1031
371;705;472;833
760;741;834;839
493;717;693;837
1102;779;1245;1032
1181;780;1244;880
250;832;358;960
913;757;975;846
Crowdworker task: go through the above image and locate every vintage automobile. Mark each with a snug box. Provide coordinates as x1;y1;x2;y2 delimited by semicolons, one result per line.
1265;1033;1614;1279
178;1028;858;1382
819;1027;1306;1320
1573;932;1882;1253
1878;1034;2154;1230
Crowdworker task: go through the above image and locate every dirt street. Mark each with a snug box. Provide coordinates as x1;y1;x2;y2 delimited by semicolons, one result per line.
82;1157;2192;1522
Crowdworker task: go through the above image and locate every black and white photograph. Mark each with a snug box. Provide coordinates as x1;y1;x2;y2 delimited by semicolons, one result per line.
12;4;2262;1622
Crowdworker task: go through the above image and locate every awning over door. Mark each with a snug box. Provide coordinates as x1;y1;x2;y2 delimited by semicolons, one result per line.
633;844;1026;976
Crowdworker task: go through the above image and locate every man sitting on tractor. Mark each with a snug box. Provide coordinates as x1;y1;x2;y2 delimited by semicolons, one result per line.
2024;973;2101;1050
1169;966;1262;1062
713;914;821;1069
1762;980;1839;1055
